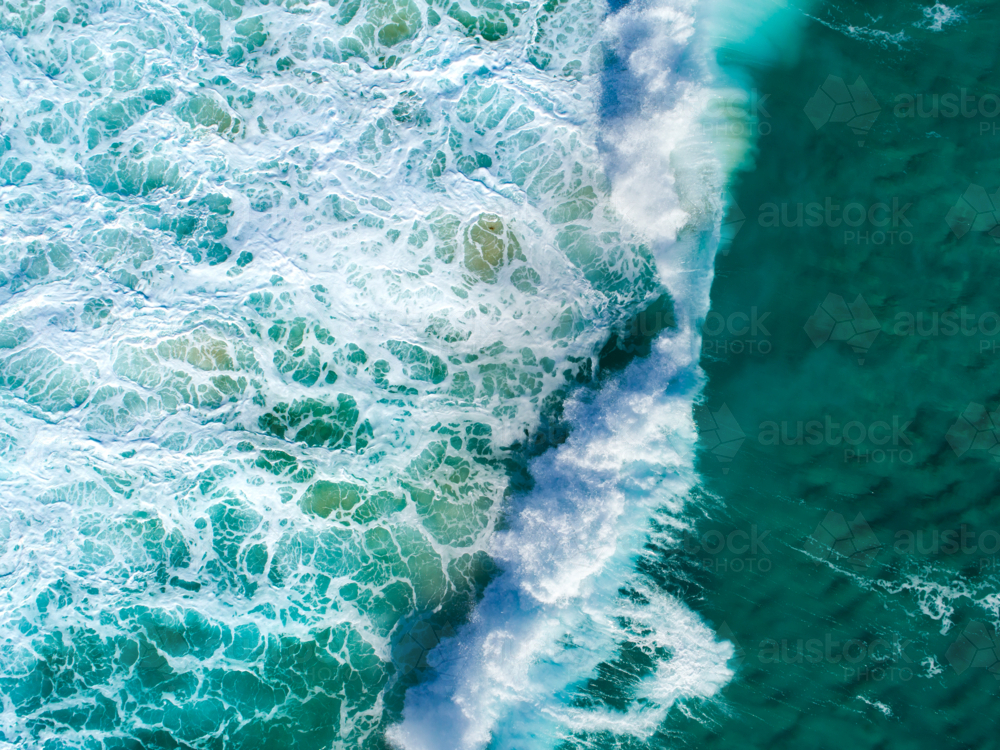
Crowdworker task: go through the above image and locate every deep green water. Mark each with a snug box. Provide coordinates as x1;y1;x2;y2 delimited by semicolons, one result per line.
677;0;1000;747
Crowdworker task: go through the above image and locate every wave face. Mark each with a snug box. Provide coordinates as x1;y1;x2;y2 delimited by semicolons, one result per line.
0;0;740;746
391;0;750;747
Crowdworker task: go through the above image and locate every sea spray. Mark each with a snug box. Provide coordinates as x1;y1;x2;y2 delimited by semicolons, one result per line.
389;320;735;750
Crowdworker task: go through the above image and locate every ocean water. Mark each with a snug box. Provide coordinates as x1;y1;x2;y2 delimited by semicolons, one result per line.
0;0;742;747
685;0;1000;747
2;0;993;747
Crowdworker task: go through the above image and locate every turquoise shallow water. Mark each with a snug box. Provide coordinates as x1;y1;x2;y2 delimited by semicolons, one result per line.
2;0;996;747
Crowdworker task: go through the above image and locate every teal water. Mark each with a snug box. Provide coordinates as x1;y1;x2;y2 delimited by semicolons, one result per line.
682;0;1000;747
2;0;993;747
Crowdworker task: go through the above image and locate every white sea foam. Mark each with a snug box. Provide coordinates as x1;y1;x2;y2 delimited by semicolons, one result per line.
856;696;894;718
917;3;965;31
806;14;910;50
389;0;755;746
390;321;731;750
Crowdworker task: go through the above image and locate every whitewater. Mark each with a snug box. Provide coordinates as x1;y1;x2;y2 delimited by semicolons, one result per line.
0;0;753;746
